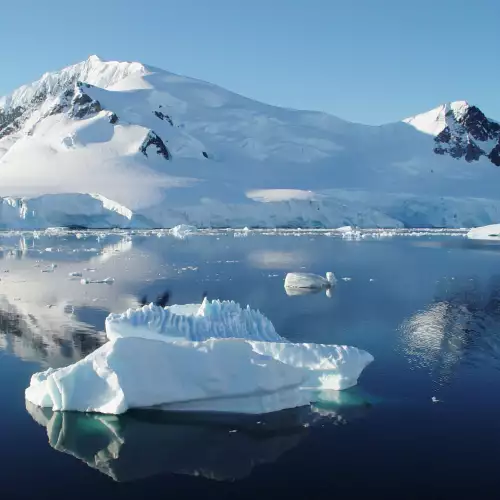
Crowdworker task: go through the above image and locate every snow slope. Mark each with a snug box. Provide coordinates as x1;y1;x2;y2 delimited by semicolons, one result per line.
1;55;500;228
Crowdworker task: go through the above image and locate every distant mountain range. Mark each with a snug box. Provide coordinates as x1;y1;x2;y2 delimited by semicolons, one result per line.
0;55;499;228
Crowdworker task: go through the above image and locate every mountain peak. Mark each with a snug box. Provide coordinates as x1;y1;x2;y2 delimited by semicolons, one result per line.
403;101;470;136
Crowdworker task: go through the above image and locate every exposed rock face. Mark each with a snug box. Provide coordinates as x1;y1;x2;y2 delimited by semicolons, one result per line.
139;131;171;160
0;105;25;139
489;143;500;167
153;110;173;126
433;104;500;166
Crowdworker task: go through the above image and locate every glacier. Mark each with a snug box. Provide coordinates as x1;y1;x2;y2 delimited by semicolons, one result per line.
25;299;373;414
1;55;500;229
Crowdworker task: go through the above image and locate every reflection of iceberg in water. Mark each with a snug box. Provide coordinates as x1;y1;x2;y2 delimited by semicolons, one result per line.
284;287;332;298
26;388;375;482
400;276;500;382
311;386;375;425
26;402;311;482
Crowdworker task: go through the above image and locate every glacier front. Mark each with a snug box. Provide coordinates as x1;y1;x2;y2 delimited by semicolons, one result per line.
25;300;373;415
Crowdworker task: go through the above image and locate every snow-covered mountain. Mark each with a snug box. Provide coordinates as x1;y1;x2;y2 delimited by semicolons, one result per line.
1;55;500;228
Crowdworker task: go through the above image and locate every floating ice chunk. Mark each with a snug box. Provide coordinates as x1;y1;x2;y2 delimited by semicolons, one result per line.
68;272;82;277
234;227;250;238
25;337;307;414
41;263;57;273
26;299;373;415
106;298;284;343
284;287;332;298
25;336;372;414
336;226;353;232
170;224;197;239
284;272;336;290
81;277;114;285
467;224;500;240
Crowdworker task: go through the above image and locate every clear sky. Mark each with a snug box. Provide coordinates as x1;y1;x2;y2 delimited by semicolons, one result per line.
1;0;498;124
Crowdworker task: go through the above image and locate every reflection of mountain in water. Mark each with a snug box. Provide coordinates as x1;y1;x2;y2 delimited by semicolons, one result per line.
0;234;148;367
400;275;500;382
26;403;311;482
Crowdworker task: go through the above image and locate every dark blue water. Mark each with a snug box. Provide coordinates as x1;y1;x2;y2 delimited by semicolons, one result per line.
1;231;500;497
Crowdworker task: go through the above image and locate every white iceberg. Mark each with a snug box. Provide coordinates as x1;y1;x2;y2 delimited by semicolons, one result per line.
26;299;373;415
170;224;197;239
80;277;115;285
284;272;336;290
467;224;500;241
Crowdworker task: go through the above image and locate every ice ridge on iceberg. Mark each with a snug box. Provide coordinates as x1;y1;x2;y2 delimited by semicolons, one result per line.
26;299;374;415
105;298;284;343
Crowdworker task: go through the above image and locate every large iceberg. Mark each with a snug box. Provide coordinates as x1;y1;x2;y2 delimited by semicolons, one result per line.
26;299;373;415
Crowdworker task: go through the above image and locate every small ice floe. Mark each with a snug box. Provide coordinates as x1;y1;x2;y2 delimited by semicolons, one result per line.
369;278;375;282
170;224;197;239
467;224;500;241
234;227;250;238
431;396;442;403
41;264;57;273
285;287;332;298
180;266;198;272
284;272;337;290
341;277;352;282
80;277;115;285
68;272;82;278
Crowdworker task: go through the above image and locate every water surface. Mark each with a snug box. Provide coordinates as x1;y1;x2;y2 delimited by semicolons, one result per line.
1;230;500;497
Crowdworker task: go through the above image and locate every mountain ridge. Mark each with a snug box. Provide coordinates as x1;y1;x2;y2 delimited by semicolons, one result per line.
0;55;499;229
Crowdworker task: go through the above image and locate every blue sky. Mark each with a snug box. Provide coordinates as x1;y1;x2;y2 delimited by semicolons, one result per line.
2;0;498;124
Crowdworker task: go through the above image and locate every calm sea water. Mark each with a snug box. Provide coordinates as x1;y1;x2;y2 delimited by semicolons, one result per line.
1;231;500;498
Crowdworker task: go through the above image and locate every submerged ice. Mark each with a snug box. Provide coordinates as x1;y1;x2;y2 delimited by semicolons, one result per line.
25;299;373;415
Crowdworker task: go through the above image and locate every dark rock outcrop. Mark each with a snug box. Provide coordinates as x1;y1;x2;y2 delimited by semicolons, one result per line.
489;143;500;167
139;131;171;160
153;110;173;126
69;90;102;119
432;104;500;166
